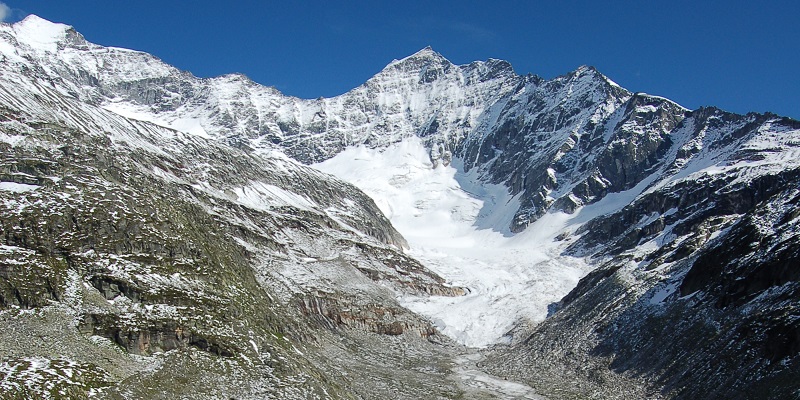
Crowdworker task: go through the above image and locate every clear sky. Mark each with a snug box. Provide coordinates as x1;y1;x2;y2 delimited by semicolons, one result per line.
3;1;798;119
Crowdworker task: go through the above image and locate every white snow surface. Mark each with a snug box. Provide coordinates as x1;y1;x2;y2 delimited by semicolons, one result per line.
11;15;69;53
102;102;212;139
314;137;601;348
0;182;39;193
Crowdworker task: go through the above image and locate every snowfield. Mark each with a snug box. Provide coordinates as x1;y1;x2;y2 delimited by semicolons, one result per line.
315;137;598;347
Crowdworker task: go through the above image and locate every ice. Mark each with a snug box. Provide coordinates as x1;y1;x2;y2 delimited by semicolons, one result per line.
454;353;544;399
315;137;595;348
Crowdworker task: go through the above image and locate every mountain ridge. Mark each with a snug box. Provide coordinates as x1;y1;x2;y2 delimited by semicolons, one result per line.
3;15;653;232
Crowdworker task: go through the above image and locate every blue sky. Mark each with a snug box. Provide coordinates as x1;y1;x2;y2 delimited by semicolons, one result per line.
3;1;799;119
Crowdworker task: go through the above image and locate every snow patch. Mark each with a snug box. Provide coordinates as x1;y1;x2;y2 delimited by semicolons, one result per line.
234;182;317;211
649;282;679;305
0;182;39;192
0;133;26;146
636;105;658;113
102;102;211;139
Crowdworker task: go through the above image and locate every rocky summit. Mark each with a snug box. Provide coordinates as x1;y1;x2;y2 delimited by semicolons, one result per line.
0;15;798;399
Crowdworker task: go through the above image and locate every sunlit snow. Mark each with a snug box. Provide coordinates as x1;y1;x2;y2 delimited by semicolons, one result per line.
0;182;39;193
11;15;69;53
102;102;212;139
315;137;602;348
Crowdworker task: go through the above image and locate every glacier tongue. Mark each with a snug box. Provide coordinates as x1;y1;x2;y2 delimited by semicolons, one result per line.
314;137;593;347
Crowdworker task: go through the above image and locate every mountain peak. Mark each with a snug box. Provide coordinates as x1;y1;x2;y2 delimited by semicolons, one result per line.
15;14;69;32
572;64;599;77
18;14;51;23
469;57;517;78
415;45;435;54
12;14;75;52
380;46;453;78
403;46;448;62
562;64;629;95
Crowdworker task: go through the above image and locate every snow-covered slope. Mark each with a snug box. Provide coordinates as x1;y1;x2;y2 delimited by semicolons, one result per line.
315;138;591;347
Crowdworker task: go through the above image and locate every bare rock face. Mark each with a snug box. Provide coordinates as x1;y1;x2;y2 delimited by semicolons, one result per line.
298;295;439;338
482;111;800;398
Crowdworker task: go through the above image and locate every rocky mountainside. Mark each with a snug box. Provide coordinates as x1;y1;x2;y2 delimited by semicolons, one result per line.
484;109;800;399
1;14;799;399
0;16;475;400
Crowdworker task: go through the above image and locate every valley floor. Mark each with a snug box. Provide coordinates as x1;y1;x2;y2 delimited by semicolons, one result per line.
452;352;544;399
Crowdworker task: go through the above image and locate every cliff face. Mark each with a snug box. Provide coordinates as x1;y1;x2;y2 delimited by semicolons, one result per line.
483;111;800;399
